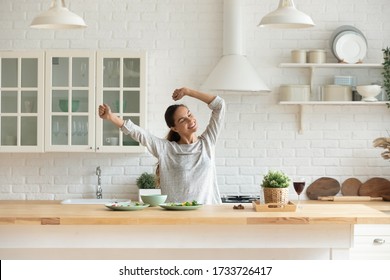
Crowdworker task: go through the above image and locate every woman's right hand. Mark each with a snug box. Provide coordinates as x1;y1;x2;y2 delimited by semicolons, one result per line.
98;104;111;119
98;104;125;128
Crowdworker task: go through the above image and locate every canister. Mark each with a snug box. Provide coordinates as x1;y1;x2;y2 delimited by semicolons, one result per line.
291;50;307;63
308;50;326;64
279;85;310;101
322;85;352;101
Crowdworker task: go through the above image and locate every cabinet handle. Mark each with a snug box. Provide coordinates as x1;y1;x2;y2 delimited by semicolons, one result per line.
373;238;385;245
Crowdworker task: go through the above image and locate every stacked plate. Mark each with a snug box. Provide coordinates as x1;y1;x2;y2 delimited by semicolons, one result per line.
330;25;367;63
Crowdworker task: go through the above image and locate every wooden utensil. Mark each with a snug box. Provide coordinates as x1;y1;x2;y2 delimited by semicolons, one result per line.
358;177;390;197
306;177;340;200
318;196;383;201
341;178;362;196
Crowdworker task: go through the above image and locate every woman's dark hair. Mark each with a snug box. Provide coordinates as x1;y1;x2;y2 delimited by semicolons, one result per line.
164;104;187;142
156;104;187;186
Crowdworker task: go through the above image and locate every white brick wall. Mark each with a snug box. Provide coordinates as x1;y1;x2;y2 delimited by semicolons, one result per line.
1;0;390;201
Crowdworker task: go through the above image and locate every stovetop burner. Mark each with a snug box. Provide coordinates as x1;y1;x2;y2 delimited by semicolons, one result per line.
221;195;259;203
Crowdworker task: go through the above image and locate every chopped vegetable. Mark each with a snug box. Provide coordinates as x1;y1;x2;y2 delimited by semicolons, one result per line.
169;200;199;206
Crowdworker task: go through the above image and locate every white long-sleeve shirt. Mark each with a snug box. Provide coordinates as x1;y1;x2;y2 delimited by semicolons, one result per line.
121;96;225;205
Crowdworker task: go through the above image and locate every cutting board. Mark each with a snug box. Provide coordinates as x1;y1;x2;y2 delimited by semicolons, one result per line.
341;178;362;196
358;177;390;197
306;177;340;200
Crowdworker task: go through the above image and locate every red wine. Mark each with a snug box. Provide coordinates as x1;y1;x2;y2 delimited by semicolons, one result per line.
293;182;305;195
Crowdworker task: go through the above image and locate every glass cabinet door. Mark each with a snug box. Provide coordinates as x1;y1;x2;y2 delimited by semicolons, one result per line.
45;51;95;152
0;52;44;152
96;51;147;153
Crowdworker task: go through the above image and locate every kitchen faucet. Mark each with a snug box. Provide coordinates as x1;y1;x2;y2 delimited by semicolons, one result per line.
96;166;102;199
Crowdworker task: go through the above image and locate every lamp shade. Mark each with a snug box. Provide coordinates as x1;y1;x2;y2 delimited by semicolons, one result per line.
258;0;314;29
30;0;86;29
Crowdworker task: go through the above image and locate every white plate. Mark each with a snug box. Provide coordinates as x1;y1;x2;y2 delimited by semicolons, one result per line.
105;202;150;211
329;25;367;58
159;203;203;211
333;31;367;63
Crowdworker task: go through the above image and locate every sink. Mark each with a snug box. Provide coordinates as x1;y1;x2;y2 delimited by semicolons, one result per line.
61;198;130;205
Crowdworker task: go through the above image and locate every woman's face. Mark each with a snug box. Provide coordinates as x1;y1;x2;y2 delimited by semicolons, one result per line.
171;106;198;135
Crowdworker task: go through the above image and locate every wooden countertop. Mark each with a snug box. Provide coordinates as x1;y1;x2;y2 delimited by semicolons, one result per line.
0;200;389;226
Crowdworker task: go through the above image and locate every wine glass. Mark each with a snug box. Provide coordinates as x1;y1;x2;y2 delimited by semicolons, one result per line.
80;62;87;78
293;177;306;208
52;121;60;137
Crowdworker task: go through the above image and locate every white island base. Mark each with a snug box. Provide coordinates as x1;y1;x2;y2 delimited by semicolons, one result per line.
0;224;352;260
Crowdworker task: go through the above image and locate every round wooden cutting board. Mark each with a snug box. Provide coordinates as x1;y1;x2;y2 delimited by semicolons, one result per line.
306;177;340;200
341;178;362;196
358;177;390;197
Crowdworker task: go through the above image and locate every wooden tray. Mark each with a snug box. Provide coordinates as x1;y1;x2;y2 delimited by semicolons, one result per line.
252;200;297;212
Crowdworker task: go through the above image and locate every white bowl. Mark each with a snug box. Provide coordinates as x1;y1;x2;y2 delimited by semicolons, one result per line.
356;85;382;102
140;194;167;206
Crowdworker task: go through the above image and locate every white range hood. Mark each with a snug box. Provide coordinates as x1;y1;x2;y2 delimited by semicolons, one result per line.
202;0;269;92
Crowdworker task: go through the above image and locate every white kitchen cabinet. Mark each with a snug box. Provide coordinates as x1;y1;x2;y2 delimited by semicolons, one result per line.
45;51;96;152
95;51;147;153
0;51;45;152
350;224;390;260
44;50;146;153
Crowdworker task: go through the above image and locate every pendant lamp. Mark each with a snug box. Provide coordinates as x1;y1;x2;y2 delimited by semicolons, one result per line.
258;0;314;29
30;0;87;29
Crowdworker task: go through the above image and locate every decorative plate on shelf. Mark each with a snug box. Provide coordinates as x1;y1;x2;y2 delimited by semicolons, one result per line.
105;202;150;211
329;25;366;55
333;31;367;63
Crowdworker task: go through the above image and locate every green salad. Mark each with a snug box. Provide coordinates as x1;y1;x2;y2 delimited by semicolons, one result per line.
168;200;199;206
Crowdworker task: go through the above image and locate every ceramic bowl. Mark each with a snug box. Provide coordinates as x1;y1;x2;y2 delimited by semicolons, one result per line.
356;85;382;102
59;99;80;112
140;194;167;206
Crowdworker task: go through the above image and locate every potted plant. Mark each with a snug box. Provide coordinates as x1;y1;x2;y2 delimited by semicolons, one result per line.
261;170;291;205
382;47;390;106
136;172;160;200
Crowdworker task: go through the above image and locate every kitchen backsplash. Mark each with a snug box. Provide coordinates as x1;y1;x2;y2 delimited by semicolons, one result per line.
1;0;390;200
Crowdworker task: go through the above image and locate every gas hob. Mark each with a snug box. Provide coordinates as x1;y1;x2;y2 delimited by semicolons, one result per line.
221;195;259;203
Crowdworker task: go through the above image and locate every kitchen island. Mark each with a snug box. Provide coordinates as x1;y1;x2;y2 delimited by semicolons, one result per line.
0;200;389;260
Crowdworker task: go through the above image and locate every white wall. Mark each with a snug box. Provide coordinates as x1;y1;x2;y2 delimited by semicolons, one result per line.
1;0;390;201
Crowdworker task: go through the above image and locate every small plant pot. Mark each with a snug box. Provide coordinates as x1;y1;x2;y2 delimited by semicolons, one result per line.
263;187;289;205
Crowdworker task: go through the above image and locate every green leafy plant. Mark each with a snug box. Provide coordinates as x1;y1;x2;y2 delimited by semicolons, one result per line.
136;172;157;189
261;170;290;188
382;47;390;107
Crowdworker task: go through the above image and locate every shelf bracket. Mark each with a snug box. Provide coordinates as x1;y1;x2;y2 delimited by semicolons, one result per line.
309;67;315;98
298;105;304;134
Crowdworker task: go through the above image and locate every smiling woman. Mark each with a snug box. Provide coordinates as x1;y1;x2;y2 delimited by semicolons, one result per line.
98;87;226;205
